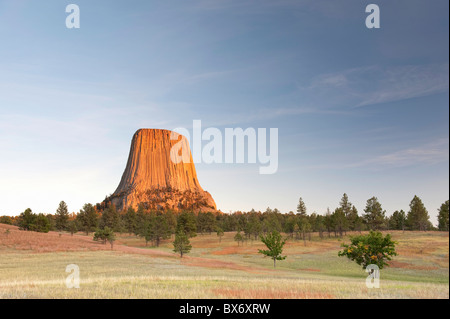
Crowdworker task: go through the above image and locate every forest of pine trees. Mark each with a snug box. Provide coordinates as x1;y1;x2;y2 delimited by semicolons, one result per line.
1;194;448;239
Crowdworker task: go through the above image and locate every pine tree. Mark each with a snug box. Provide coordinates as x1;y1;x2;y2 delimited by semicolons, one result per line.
315;215;326;238
297;197;307;216
33;214;51;233
176;212;197;238
55;201;69;231
363;197;385;230
17;208;35;231
390;210;406;231
77;203;98;235
248;214;262;240
437;200;449;231
347;205;359;231
332;208;348;237
100;205;121;232
68;220;78;236
340;193;352;216
94;226;116;249
173;231;192;258
324;208;333;237
234;231;244;246
135;204;147;236
124;207;137;235
216;227;224;242
407;196;431;231
146;215;171;247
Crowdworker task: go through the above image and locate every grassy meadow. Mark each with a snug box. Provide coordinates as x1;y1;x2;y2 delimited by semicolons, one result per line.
0;223;448;299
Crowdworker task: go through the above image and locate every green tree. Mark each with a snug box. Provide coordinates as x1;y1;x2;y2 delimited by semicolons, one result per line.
297;216;311;244
283;213;297;239
176;212;197;238
332;208;348;237
263;209;282;233
135;204;147;236
204;212;216;235
248;214;262;240
94;226;116;249
197;212;216;235
363;197;385;230
93;228;106;244
164;210;177;236
55;201;70;231
32;214;51;233
296;197;307;216
46;214;56;231
17;208;36;231
324;208;333;237
340;193;352;216
197;212;208;235
100;205;122;232
68;220;78;236
437;200;449;231
147;215;171;247
390;210;407;231
234;231;244;246
124;207;137;235
173;231;192;258
0;216;13;225
258;230;287;268
407;195;432;231
216;227;224;243
77;203;98;235
353;215;364;233
314;214;326;239
347;205;359;231
338;231;397;270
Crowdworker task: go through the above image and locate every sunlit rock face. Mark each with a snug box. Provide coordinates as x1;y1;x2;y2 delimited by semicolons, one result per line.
107;129;216;212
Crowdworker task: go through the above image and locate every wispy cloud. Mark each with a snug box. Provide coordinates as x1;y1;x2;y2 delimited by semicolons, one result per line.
356;64;449;107
302;138;449;171
304;63;449;108
357;138;449;167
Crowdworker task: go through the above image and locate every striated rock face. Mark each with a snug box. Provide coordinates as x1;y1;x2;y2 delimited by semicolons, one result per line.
107;129;216;212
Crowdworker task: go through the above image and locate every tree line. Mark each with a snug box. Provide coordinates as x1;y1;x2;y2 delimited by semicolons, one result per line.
0;195;448;239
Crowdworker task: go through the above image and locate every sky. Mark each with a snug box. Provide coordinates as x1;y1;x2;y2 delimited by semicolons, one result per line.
0;0;448;225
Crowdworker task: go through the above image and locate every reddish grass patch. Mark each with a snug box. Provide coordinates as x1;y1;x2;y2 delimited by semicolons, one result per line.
0;224;178;258
211;246;241;256
212;288;334;299
298;268;321;272
182;256;269;274
0;224;108;253
389;260;439;271
211;245;263;256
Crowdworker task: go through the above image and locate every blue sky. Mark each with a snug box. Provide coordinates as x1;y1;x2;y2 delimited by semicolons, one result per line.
0;0;448;224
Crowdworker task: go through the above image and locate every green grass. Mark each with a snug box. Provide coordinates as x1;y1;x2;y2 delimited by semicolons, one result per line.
0;228;448;299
